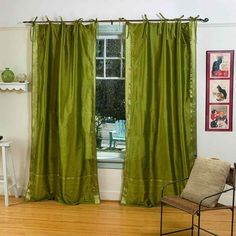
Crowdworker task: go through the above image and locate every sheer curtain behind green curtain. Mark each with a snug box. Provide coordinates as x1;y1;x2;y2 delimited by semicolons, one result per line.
121;20;197;206
26;22;100;204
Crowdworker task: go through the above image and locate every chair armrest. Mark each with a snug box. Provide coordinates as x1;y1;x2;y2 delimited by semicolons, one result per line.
199;187;235;211
161;178;188;198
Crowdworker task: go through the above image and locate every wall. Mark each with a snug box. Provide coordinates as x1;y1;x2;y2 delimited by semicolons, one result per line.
197;24;236;205
0;1;236;203
98;169;123;200
197;24;236;164
1;0;236;27
0;27;31;195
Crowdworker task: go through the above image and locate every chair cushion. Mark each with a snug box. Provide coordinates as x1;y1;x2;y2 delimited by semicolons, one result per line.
181;157;231;207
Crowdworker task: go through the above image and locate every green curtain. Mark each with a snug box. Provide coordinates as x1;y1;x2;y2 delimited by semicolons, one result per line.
26;22;100;204
121;20;197;206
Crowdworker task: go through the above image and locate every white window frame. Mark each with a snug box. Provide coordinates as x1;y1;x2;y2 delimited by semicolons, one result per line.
96;25;125;169
96;35;125;80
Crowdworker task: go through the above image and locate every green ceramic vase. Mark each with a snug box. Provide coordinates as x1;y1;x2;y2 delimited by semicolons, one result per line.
1;68;15;82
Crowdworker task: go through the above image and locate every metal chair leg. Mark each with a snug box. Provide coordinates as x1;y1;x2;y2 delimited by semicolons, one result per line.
160;202;163;236
109;132;113;148
191;215;194;236
198;212;201;236
231;207;234;236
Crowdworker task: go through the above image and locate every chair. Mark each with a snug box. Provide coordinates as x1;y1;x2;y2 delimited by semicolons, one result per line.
109;120;126;148
0;141;19;206
160;158;236;236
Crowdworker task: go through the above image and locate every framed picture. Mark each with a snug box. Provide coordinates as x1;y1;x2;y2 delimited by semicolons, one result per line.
208;105;229;130
208;51;233;78
205;50;234;131
209;80;230;103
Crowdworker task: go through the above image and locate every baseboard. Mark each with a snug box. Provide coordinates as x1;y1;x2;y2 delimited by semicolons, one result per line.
0;185;24;197
0;185;122;201
99;190;121;201
0;185;234;206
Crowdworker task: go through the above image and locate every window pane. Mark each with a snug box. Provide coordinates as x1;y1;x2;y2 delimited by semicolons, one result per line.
106;59;121;77
96;59;104;77
106;39;121;57
95;33;126;154
96;80;125;120
122;39;125;57
96;80;125;149
122;59;125;78
96;39;104;57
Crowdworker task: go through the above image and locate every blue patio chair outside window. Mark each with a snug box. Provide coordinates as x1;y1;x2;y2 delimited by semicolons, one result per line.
109;120;126;148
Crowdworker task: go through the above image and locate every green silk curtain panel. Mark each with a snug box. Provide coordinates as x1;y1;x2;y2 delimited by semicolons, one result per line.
26;22;100;204
121;21;197;206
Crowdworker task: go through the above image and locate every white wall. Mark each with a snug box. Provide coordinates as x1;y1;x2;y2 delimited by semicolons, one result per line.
0;27;31;195
1;0;236;27
197;24;236;205
197;24;236;164
98;169;123;200
0;1;235;203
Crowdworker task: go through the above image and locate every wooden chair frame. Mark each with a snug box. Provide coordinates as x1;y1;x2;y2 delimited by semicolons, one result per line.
160;163;236;236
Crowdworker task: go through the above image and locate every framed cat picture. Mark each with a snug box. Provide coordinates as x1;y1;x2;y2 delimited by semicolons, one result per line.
205;50;234;131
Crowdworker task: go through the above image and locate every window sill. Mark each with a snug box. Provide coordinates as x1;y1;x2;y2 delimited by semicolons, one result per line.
97;151;125;169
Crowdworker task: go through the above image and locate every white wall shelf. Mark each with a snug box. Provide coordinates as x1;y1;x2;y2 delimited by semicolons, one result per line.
0;82;29;92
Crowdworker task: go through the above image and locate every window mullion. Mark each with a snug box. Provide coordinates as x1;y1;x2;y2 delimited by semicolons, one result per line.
121;39;123;79
104;39;106;79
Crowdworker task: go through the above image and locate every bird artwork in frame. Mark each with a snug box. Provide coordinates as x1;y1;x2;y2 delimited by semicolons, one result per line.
206;50;234;131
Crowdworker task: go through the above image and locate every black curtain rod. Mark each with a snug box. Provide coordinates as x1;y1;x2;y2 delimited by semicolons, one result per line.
23;17;209;24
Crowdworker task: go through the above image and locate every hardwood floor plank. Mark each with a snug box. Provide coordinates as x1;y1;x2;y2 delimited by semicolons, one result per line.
0;197;235;235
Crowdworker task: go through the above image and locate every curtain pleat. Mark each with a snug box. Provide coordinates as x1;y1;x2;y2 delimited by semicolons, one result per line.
121;21;197;206
26;22;100;204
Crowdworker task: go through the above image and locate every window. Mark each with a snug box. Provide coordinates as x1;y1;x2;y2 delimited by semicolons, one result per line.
96;37;125;78
96;25;125;168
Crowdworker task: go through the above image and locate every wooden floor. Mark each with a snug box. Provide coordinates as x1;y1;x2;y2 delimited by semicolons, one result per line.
0;197;235;235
